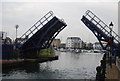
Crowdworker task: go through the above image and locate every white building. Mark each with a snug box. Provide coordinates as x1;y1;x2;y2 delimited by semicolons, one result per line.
0;31;12;44
66;37;82;49
0;31;7;44
93;42;102;50
93;42;108;50
0;31;7;39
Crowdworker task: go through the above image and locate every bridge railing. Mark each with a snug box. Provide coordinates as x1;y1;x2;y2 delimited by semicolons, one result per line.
84;10;120;44
19;11;54;44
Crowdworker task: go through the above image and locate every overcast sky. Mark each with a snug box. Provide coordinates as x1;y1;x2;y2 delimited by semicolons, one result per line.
1;0;119;43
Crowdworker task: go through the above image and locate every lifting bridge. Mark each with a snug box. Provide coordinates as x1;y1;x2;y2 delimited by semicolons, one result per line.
17;11;67;58
81;10;120;57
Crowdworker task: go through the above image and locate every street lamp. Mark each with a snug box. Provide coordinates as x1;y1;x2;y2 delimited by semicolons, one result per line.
109;22;114;68
15;25;19;39
109;22;113;37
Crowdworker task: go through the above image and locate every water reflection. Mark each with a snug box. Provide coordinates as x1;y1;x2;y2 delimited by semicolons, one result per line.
2;52;103;79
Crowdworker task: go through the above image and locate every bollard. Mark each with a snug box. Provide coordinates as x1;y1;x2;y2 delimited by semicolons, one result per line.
100;60;106;79
96;54;106;81
103;54;106;78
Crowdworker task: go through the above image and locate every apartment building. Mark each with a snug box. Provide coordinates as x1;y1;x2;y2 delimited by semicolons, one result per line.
66;37;82;49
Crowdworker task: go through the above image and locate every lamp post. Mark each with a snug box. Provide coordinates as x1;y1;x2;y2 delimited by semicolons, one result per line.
109;22;113;68
109;22;113;37
15;25;19;39
15;25;19;59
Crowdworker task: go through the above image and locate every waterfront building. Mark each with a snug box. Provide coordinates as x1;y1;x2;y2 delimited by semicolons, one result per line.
0;31;12;44
0;31;14;59
81;41;86;49
66;37;82;49
93;42;108;50
59;43;66;52
60;43;66;49
86;43;93;49
51;39;61;48
0;31;7;40
93;42;102;50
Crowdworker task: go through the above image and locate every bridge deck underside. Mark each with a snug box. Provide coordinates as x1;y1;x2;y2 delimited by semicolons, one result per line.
81;16;120;56
21;17;66;52
81;16;109;49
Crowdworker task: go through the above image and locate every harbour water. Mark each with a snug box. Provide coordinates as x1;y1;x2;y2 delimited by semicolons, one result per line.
2;51;103;79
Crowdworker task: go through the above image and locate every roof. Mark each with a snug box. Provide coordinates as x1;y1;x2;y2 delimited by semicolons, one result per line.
67;37;81;40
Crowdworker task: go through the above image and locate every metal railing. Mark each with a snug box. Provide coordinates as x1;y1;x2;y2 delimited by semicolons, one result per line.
84;10;120;44
19;11;54;44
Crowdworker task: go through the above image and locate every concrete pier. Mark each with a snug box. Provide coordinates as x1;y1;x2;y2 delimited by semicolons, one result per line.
24;55;58;63
2;55;58;70
2;59;25;69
